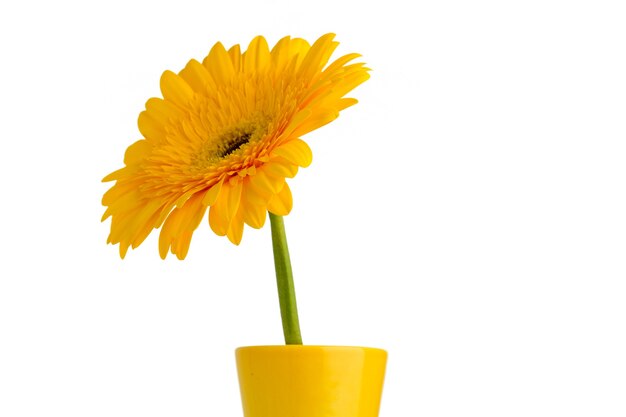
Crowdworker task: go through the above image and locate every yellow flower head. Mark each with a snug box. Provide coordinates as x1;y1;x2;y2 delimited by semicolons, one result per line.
102;33;370;259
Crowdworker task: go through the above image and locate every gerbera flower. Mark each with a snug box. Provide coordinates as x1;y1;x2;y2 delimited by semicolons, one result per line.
102;33;369;260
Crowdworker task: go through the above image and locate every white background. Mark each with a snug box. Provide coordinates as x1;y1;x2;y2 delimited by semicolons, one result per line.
1;0;625;416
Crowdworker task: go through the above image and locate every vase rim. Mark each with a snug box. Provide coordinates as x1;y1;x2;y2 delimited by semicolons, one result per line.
235;345;387;354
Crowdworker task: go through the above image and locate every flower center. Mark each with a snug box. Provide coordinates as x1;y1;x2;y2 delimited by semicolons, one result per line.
217;130;253;158
191;114;272;170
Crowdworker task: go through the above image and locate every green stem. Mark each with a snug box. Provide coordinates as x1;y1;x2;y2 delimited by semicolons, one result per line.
269;212;303;345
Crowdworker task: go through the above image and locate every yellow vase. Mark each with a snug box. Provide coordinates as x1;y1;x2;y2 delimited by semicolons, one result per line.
236;345;387;417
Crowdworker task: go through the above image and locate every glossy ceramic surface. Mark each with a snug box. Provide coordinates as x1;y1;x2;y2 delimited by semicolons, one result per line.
236;345;387;417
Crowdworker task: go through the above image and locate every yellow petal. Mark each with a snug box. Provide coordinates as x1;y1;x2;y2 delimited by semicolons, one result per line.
160;70;194;108
243;36;270;72
159;207;185;259
227;178;243;220
132;210;162;249
242;204;267;229
288;38;311;69
267;182;293;216
203;42;235;84
291;108;339;138
208;204;228;236
241;178;268;228
248;169;281;195
226;209;244;245
298;33;338;80
102;167;133;183
179;59;213;93
119;241;130;259
270;36;291;69
179;194;208;232
323;52;362;76
173;231;192;260
107;210;136;244
145;97;182;125
202;179;224;206
263;159;298;179
280;108;312;140
335;98;358;111
128;199;164;240
208;180;241;237
228;44;242;71
273;139;313;168
325;70;371;99
138;111;165;142
159;193;206;259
